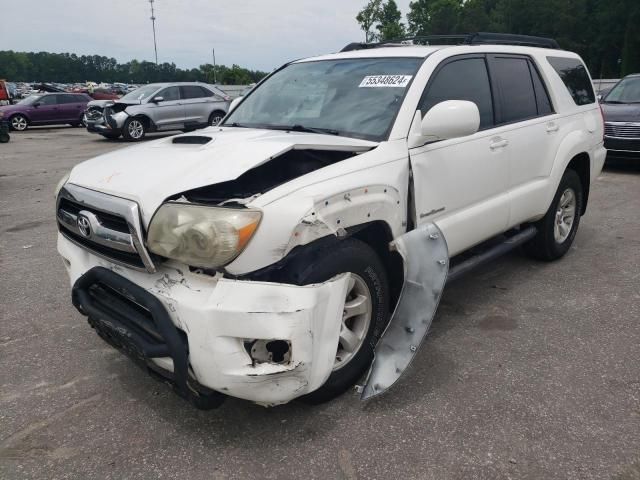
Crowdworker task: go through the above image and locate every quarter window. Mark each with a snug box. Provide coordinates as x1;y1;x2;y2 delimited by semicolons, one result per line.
181;85;212;99
490;56;538;124
420;57;494;129
529;62;554;115
547;56;595;105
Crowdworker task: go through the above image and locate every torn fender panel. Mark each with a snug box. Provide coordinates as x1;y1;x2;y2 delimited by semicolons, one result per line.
361;222;449;400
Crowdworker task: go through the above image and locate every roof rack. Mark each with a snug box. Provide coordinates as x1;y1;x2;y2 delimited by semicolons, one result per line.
340;32;560;52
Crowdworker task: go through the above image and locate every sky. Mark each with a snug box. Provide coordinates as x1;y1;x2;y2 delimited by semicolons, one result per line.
0;0;413;72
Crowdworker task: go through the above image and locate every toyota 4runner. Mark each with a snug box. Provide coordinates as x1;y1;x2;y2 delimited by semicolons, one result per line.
55;33;606;409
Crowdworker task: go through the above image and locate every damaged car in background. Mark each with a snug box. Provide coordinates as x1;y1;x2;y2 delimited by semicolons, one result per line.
56;33;605;409
84;82;230;141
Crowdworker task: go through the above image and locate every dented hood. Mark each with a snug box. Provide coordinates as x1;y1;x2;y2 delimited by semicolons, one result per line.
68;127;377;224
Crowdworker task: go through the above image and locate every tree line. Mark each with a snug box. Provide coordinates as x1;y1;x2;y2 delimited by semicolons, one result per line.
357;0;640;78
0;50;269;85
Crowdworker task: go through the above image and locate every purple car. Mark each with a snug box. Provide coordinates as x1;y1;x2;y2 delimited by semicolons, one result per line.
0;93;92;131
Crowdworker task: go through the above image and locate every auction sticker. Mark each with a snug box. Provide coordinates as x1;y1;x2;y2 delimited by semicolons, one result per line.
359;75;413;88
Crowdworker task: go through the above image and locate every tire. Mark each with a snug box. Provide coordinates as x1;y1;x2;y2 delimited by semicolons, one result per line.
208;110;226;126
122;117;146;141
524;169;583;261
100;132;120;140
10;114;28;131
281;238;390;404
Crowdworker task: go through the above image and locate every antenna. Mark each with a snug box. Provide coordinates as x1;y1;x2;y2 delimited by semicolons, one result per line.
149;0;158;65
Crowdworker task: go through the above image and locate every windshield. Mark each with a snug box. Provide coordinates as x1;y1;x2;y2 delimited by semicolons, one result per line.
604;77;640;104
17;95;42;105
120;85;161;102
223;57;423;141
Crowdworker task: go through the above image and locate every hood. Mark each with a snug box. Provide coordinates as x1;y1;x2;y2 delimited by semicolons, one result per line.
67;127;377;225
0;104;23;114
601;103;640;123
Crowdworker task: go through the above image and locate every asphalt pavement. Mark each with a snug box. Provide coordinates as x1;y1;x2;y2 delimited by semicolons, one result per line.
1;127;639;479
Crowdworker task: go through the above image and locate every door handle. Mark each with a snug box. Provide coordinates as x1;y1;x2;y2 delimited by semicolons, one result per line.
546;123;559;133
489;139;508;150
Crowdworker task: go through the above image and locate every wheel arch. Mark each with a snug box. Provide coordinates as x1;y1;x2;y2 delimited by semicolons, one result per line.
566;152;590;215
9;111;30;123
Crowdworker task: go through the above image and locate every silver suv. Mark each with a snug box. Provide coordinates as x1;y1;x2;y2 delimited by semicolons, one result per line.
84;82;231;141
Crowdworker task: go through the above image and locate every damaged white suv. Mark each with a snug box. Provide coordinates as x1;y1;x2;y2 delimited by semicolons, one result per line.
56;33;606;409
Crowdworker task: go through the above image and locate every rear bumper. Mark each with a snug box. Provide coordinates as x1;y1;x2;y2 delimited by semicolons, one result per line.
58;234;349;407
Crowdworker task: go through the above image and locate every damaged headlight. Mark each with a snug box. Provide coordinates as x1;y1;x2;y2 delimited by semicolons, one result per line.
147;203;262;268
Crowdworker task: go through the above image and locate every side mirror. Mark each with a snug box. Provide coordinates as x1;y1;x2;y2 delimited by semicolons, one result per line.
419;100;480;143
152;96;164;103
33;102;41;108
228;97;242;112
597;94;603;102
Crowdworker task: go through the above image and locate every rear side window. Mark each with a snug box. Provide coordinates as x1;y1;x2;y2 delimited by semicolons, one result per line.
489;56;538;124
420;57;494;129
181;85;212;99
547;57;595;105
529;63;554;115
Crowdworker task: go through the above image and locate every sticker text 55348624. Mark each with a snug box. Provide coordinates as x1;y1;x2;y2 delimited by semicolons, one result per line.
359;75;413;88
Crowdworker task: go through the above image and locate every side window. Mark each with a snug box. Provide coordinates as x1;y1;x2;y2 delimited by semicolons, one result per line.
529;61;554;115
420;57;494;129
60;94;79;104
490;56;538;124
157;86;180;101
199;87;214;97
38;95;58;105
546;56;595;105
181;85;210;99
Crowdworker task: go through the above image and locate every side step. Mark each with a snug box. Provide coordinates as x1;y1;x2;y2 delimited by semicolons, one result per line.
447;226;537;283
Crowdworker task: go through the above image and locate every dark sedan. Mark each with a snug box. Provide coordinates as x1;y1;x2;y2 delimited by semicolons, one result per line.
0;92;91;131
601;74;640;160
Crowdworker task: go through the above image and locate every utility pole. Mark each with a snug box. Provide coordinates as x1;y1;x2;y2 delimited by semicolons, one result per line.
212;48;217;84
149;0;158;65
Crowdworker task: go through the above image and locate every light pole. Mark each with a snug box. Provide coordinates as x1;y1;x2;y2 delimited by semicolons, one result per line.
212;48;217;84
149;0;158;65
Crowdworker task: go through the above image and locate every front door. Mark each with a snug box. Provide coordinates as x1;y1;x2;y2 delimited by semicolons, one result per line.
409;55;510;256
148;86;185;130
29;94;60;123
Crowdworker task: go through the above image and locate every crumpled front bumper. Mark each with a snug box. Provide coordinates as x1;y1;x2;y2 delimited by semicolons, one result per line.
58;234;350;406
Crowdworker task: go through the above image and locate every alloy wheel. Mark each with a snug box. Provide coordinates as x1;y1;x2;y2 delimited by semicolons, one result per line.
554;188;576;243
128;120;144;139
333;273;373;370
11;115;28;131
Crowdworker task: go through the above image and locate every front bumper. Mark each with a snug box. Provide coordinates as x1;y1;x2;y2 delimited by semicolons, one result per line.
604;136;640;159
58;234;349;407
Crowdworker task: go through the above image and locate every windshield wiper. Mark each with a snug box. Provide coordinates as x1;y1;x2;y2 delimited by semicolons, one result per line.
269;124;340;136
227;122;251;128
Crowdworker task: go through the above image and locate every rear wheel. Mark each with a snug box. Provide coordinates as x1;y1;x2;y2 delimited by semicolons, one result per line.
10;114;28;131
525;169;583;261
208;110;226;126
122;117;146;141
280;238;390;404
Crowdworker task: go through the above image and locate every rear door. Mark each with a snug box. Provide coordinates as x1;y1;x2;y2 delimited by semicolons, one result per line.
485;54;560;226
180;85;214;126
409;54;510;256
58;94;86;122
149;86;185;130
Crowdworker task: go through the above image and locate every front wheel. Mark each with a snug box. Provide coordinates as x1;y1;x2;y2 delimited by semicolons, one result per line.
525;169;583;261
280;238;390;404
10;114;28;131
208;110;226;126
122;117;146;141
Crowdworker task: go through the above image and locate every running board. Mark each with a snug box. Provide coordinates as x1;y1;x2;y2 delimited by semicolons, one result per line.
446;226;537;283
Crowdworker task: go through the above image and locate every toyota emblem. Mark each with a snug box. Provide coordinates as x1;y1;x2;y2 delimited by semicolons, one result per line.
77;214;92;238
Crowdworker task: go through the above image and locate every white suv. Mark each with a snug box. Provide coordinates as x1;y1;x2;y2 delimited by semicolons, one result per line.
56;34;606;409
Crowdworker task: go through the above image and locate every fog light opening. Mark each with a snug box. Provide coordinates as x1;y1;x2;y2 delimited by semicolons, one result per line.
244;339;291;366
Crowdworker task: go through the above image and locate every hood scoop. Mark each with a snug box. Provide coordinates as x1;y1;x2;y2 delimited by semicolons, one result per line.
172;136;213;145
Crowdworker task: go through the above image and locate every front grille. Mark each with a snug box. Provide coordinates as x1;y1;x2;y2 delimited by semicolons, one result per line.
85;108;104;122
59;197;129;232
62;228;147;269
604;122;640;139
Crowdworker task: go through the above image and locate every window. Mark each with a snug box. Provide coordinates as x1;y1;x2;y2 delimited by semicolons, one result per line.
490;56;538;123
157;86;180;101
37;95;58;105
547;56;595;105
181;85;212;99
420;57;494;129
59;94;81;104
529;62;553;115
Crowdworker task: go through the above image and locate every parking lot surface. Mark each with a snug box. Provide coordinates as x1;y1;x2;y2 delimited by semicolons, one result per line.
1;127;639;479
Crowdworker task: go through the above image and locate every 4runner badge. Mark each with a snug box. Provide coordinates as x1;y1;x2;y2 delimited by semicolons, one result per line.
77;214;92;238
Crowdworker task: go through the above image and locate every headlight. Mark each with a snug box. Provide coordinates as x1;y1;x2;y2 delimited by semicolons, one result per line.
54;172;70;199
147;203;262;268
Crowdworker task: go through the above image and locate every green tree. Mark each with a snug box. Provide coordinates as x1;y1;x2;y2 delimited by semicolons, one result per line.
376;0;406;41
407;0;461;36
356;0;383;42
